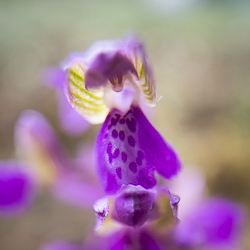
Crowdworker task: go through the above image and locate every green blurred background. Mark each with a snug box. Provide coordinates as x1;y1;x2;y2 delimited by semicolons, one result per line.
0;0;249;249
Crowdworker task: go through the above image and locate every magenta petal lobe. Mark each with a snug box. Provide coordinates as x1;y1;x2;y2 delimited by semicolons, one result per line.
96;107;157;194
133;106;182;179
95;105;181;194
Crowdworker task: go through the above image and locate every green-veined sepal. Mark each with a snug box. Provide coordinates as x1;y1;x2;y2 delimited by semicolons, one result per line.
66;63;109;124
133;52;156;106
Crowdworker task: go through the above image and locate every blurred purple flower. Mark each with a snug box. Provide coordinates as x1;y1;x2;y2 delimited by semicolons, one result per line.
174;197;246;250
15;109;69;185
41;66;90;135
40;240;83;250
169;168;246;250
15;110;104;208
86;228;164;250
0;161;37;216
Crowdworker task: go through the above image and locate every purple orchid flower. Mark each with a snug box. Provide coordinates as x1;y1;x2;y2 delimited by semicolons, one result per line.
41;66;90;135
15;110;104;208
0;161;37;216
61;35;182;194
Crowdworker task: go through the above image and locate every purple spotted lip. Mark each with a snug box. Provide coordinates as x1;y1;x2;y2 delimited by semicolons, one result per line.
95;105;182;194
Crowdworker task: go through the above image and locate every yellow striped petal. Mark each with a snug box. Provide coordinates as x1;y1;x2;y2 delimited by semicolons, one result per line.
66;62;109;124
133;52;156;106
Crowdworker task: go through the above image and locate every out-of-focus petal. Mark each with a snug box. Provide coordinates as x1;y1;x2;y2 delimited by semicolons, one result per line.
15;112;104;208
51;175;104;209
0;161;37;216
95;105;181;194
107;230;132;250
40;240;83;250
52;143;105;209
114;185;156;227
174;198;246;250
139;230;163;250
105;229;163;250
41;66;66;89
168;167;206;219
57;91;90;135
41;66;90;135
15;110;68;186
74;143;97;178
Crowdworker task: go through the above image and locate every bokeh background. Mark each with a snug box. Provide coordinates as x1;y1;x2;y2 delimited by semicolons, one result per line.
0;0;249;249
